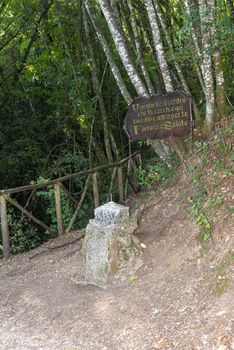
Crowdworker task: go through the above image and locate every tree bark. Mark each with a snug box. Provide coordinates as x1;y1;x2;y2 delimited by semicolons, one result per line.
85;1;132;104
184;0;205;92
148;140;173;168
214;52;227;117
198;0;215;131
208;0;227;117
145;0;173;92
154;0;201;121
83;6;113;162
54;183;64;236
128;0;155;94
146;0;188;159
97;0;149;97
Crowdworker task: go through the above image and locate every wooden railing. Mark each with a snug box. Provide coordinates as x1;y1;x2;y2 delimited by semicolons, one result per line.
0;151;141;258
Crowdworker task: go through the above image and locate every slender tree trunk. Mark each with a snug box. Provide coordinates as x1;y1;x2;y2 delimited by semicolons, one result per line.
208;0;227;117
198;0;215;131
148;139;173;168
184;0;205;92
85;1;132;104
128;0;155;94
83;7;113;162
110;0;122;27
154;0;201;121
109;130;119;158
146;0;188;160
214;52;227;116
141;28;163;93
97;0;150;97
145;0;173;92
88;1;173;164
88;0;185;163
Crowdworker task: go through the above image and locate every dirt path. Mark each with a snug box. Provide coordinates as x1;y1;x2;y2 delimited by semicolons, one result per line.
0;185;233;350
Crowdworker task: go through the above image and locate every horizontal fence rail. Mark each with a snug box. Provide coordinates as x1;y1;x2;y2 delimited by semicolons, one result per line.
0;151;140;195
0;151;141;258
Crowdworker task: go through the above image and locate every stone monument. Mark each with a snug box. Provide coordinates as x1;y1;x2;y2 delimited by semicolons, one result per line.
72;202;143;288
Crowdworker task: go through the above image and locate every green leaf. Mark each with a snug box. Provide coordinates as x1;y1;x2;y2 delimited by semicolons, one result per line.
227;206;234;214
128;274;138;284
203;233;210;241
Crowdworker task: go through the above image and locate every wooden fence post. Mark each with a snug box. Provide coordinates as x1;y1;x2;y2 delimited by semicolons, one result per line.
136;153;142;168
124;160;130;199
54;183;64;236
117;166;124;204
107;167;117;202
92;172;100;208
66;175;91;233
130;158;139;191
0;196;10;258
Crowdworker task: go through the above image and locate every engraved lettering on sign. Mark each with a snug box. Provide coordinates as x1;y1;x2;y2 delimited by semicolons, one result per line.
124;91;193;141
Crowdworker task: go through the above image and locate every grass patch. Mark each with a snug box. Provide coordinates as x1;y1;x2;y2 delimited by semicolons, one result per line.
211;277;230;296
210;254;233;296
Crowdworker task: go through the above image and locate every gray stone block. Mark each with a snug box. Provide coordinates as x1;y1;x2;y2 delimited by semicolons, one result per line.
94;201;129;226
72;202;143;288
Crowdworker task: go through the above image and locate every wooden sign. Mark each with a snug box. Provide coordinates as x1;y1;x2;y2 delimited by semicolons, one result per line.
124;91;193;141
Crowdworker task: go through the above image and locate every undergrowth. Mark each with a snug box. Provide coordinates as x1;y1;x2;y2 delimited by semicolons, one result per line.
137;153;180;190
1;119;233;257
36;176;76;234
187;119;234;246
210;252;234;296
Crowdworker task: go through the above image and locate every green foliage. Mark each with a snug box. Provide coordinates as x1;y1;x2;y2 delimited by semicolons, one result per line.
207;194;224;212
36;177;75;233
227;206;234;214
137;154;179;189
0;0;234;256
191;170;204;185
191;204;211;243
229;252;234;260
188;164;197;173
194;141;210;159
7;207;43;254
137;163;165;188
128;274;138;285
188;119;234;247
210;253;233;296
211;276;230;296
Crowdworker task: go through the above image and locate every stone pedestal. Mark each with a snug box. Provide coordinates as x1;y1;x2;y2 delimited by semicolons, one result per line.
72;202;143;288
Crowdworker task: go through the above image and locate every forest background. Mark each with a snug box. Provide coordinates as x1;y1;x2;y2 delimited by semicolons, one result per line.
0;0;233;253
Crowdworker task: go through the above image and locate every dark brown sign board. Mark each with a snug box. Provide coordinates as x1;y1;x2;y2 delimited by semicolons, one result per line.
124;91;193;141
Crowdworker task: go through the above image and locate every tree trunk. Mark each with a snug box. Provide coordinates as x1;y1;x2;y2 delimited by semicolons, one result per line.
83;6;113;163
145;0;173;92
184;0;205;92
148;140;173;168
146;0;188;159
154;0;201;121
98;0;149;97
85;1;132;104
208;0;227;117
198;0;215;132
214;53;227;117
128;0;155;94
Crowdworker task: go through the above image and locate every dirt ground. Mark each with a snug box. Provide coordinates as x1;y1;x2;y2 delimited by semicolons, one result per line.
0;182;233;350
